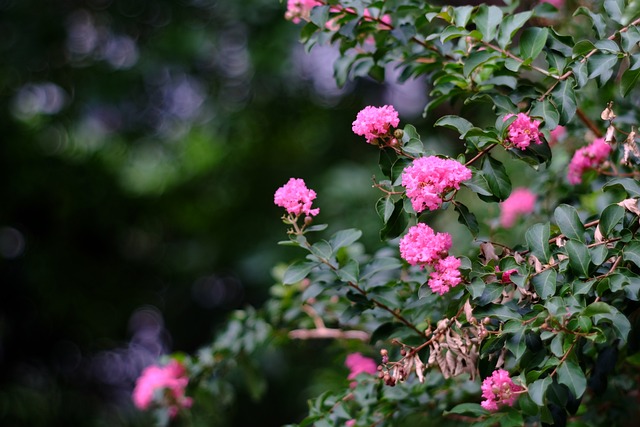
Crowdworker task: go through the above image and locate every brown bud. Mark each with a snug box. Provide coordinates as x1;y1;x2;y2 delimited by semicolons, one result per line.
304;216;313;226
380;348;388;357
393;129;404;139
389;138;399;147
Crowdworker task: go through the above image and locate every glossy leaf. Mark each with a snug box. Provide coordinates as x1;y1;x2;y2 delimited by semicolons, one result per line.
532;269;557;300
482;155;512;201
475;5;503;42
557;361;587;398
565;239;591;278
599;204;625;237
554;204;585;242
497;11;533;49
519;27;548;60
528;376;552;406
454;202;479;237
526;223;551;263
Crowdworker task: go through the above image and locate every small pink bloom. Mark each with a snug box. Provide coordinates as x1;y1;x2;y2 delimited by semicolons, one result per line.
345;352;377;387
284;0;322;24
501;269;518;284
549;126;566;146
567;137;612;185
481;369;523;412
428;256;462;295
352;105;400;143
401;156;472;213
541;0;564;8
274;178;320;217
504;113;542;150
399;223;452;267
346;420;356;427
500;188;536;228
133;360;193;418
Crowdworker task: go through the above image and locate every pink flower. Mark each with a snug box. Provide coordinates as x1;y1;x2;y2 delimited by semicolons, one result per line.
133;360;193;418
541;0;564;8
274;178;320;217
428;256;462;295
284;0;322;24
504;113;542;150
567;137;612;185
346;420;356;427
480;369;523;412
352;105;399;143
549;125;566;146
501;268;518;284
345;352;377;387
399;223;452;267
499;188;536;228
401;156;472;212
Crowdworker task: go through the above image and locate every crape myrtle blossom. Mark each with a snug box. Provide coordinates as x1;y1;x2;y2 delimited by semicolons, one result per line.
345;352;377;387
401;156;472;212
480;369;523;411
352;105;400;143
133;359;193;418
567;137;612;184
549;125;566;146
274;177;320;217
499;188;537;228
399;223;462;295
503;113;542;150
429;256;462;295
284;0;322;24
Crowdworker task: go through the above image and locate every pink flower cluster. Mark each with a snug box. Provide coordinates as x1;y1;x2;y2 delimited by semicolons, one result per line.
274;178;320;217
499;188;536;228
480;369;523;412
284;0;321;24
133;360;193;418
567;137;612;184
401;156;472;212
345;352;377;387
399;223;462;295
352;105;400;143
504;113;542;150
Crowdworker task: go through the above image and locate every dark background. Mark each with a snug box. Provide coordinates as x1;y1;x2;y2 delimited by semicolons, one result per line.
0;0;430;425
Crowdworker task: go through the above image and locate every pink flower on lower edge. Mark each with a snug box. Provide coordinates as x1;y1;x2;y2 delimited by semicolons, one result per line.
352;105;399;143
481;369;523;412
133;360;193;418
401;156;472;212
567;137;612;185
399;223;452;267
428;256;462;295
345;352;377;387
346;420;356;427
500;188;536;228
501;268;518;284
504;113;542;150
274;178;320;217
284;0;322;23
541;0;564;8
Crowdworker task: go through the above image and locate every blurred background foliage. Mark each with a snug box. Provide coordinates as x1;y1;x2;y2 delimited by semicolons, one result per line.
0;0;435;425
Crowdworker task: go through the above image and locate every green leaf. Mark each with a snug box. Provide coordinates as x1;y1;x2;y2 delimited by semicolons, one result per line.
565;239;591;278
590;245;608;266
330;228;362;251
528;376;552;406
464;167;493;196
603;178;640;197
554;204;585;241
309;5;330;28
379;199;408;240
463;50;499;77
572;39;596;57
623;240;640;267
445;402;489;417
361;257;403;280
588;54;618;85
475;5;503;42
370;322;403;344
435;115;474;137
599;204;625;237
582;301;613;316
526;223;551;263
283;262;316;285
552;78;577;124
310;240;333;260
497;11;533;49
557;361;587;398
519;27;548;60
532;269;557;299
482;155;512;201
604;0;625;24
336;258;359;283
454;202;479;237
530;99;559;130
376;197;395;223
574;7;607;38
621;68;640;97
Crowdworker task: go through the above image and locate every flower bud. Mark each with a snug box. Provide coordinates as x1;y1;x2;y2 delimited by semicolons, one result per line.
393;129;404;139
304;216;314;226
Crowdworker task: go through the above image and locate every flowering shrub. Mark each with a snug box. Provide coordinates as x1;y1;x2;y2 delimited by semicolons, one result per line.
133;1;640;426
